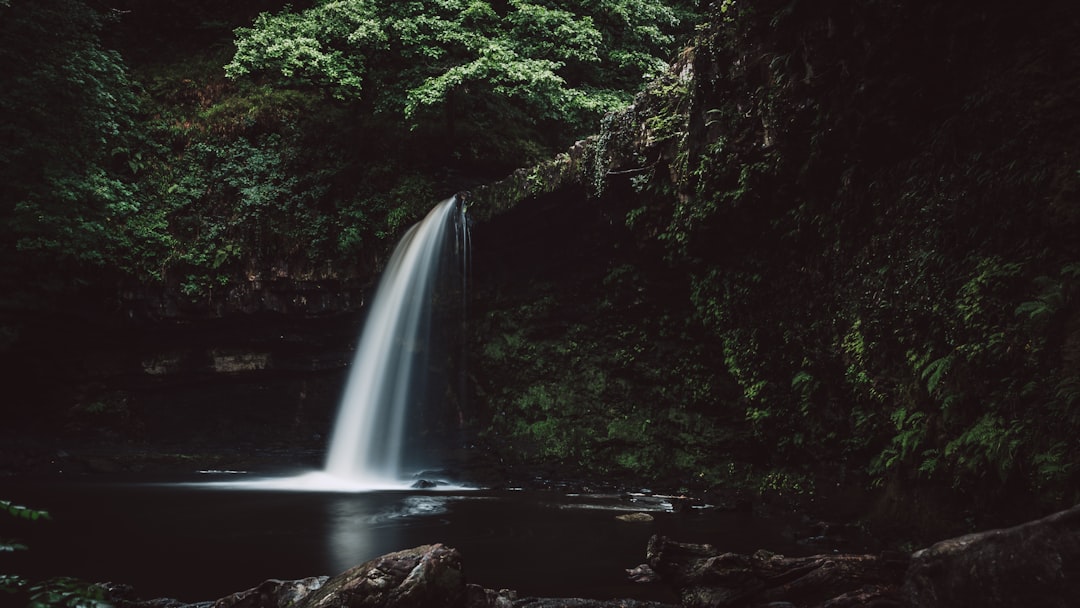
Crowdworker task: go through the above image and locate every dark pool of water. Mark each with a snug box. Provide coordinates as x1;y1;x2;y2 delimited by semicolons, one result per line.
2;473;811;603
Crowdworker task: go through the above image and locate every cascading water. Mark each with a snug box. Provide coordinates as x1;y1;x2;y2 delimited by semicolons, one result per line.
322;195;470;487
186;195;469;492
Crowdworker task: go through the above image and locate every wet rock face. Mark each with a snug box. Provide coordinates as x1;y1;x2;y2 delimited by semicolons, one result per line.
902;503;1080;608
118;276;370;321
297;544;465;608
0;302;360;460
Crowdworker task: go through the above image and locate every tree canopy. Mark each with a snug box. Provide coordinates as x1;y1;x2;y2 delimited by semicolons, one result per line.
225;0;695;160
0;0;702;302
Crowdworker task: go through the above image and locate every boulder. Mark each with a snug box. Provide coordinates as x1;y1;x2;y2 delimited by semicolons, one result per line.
901;503;1080;608
297;544;465;608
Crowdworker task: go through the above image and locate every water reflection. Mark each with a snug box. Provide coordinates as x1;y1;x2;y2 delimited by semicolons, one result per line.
178;469;473;576
321;494;454;573
323;494;394;573
4;477;820;603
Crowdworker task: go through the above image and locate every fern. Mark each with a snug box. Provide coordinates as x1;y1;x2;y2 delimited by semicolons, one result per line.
1014;299;1054;322
920;354;953;395
1017;262;1079;324
944;414;1023;483
1061;262;1080;279
917;449;941;476
791;370;815;391
1055;377;1080;409
869;409;929;483
1032;442;1072;486
1015;276;1064;323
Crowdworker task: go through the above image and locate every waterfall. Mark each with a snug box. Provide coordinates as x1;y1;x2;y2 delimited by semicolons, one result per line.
323;195;469;487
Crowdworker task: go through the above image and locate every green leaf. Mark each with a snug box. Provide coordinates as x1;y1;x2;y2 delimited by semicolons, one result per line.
0;500;51;522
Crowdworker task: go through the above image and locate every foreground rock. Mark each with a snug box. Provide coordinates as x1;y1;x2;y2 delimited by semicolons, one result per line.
108;543;675;608
104;504;1080;608
645;535;908;607
644;503;1080;607
902;503;1080;608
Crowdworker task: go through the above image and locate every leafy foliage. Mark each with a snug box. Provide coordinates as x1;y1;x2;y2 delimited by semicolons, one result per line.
1;0;701;311
2;500;110;607
24;578;111;608
0;0;141;271
226;1;381;99
0;500;51;524
226;0;694;164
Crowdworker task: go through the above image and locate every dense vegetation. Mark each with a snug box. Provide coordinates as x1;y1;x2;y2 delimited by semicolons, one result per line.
0;0;699;306
472;1;1080;537
667;1;1079;532
2;0;1078;544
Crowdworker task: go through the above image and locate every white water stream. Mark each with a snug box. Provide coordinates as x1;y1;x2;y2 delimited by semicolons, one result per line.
323;195;467;486
191;195;470;492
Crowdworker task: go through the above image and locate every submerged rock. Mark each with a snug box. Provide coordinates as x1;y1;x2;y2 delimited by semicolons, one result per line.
616;512;655;523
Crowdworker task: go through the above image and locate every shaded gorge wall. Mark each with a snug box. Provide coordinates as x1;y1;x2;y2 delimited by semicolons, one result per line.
1;283;366;473
466;182;746;490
